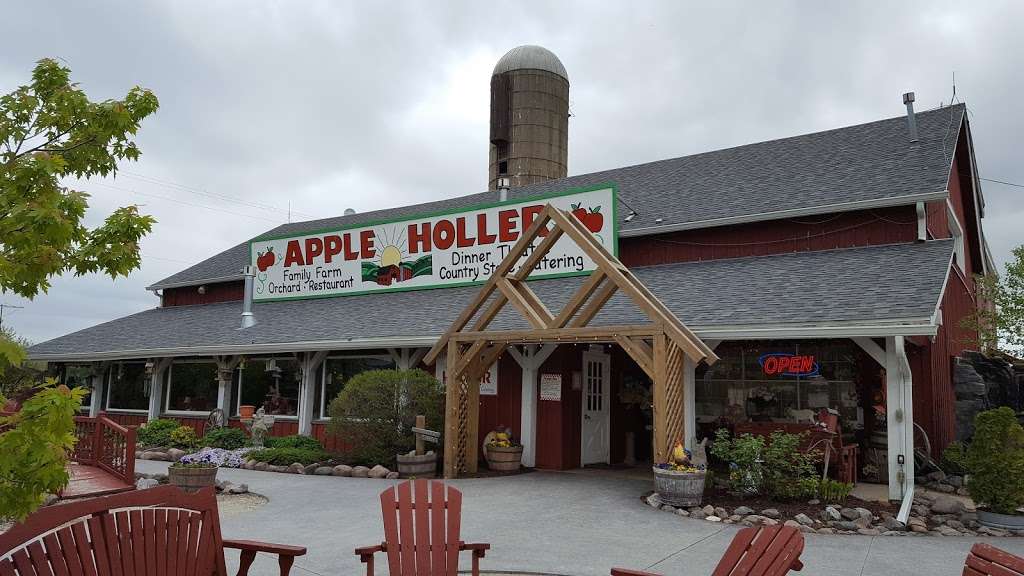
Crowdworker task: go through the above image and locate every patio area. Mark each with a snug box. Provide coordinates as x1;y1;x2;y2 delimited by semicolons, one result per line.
136;460;1024;576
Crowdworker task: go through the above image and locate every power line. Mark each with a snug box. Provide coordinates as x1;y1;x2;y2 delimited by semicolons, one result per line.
977;176;1024;190
0;303;24;331
118;170;314;219
91;181;284;224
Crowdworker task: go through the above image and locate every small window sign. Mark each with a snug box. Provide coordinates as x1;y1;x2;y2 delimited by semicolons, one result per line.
540;373;562;401
759;353;819;377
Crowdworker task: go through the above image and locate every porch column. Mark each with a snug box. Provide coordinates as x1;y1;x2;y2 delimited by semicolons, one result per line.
884;336;915;502
146;358;171;421
297;351;328;436
683;357;696;450
509;344;557;468
390;348;428;370
215;356;242;415
88;361;108;417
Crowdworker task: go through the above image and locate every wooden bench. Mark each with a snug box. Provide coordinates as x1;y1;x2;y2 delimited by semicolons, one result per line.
963;543;1024;576
0;485;306;575
612;525;804;576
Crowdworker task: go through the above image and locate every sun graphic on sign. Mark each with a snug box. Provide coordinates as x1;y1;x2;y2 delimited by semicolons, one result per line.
360;226;433;287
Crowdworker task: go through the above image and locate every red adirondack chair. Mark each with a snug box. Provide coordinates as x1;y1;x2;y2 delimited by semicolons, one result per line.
963;543;1024;575
611;525;804;576
0;484;306;575
355;479;490;576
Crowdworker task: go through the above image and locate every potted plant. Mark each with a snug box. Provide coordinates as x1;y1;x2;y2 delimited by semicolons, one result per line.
168;451;219;492
966;407;1024;529
484;427;523;472
239;405;256;420
652;438;706;507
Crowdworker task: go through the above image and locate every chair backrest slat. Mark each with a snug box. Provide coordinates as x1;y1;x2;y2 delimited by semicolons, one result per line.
378;479;465;576
414;480;431;576
0;486;228;576
712;525;803;576
397;482;416;576
443;486;461;576
964;543;1024;576
381;486;402;574
429;481;446;576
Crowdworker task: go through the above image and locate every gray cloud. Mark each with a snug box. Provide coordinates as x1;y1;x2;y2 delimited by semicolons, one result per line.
2;0;1022;344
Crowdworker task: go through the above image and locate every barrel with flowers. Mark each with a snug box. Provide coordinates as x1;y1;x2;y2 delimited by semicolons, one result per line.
652;440;706;507
483;427;523;472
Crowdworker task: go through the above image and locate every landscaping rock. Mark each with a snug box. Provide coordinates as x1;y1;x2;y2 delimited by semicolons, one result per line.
882;517;906;532
798;525;816;534
733;506;754;516
936;526;962;537
714;507;729;519
227;483;249;494
857;528;881;536
833;521;860;531
218;481;234;493
935;484;956;493
135;478;159;490
288;463;306;474
333;465;353;477
977;526;1009;537
945;520;966;531
705;516;722;522
929;496;966;515
385;471;400;479
761;508;781;520
794;513;814;527
840;507;860;521
783;520;801;529
761;518;779;526
254;462;269;471
927;470;947;483
817;528;835;535
853;516;872;529
314;466;334;476
946;475;964;488
166;448;186;462
304;464;319;474
661;504;676;512
807;499;820;506
369;465;391;479
140;450;169;461
729;515;742;523
956;487;971;496
352;466;370;478
702;505;715;516
822;507;842;522
674;508;690;517
742;515;764;525
268;465;288;473
646;493;662;508
690;510;706;520
854;507;872;519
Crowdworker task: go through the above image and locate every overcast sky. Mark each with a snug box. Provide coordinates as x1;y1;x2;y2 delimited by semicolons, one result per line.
2;1;1022;344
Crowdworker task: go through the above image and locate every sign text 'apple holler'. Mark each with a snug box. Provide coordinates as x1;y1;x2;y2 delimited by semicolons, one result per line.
249;186;617;301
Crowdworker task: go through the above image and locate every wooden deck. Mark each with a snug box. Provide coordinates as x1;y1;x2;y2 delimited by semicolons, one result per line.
61;462;134;499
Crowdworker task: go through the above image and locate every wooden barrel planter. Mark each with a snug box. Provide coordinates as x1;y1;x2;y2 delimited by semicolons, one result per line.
396;452;437;478
485;445;523;472
168;465;218;493
652;467;706;507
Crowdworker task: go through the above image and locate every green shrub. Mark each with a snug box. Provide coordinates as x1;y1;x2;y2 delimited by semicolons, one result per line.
817;479;854;503
136;418;180;447
264;434;323;451
247;447;327;466
169;425;199;450
966;407;1024;515
328;369;444;467
942;441;969;476
201;427;248;450
710;428;818;500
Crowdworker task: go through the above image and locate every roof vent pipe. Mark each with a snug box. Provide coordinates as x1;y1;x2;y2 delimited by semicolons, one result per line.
903;92;918;142
497;176;510;202
240;265;256;329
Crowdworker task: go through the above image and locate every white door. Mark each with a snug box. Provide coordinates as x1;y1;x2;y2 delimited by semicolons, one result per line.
581;350;611;465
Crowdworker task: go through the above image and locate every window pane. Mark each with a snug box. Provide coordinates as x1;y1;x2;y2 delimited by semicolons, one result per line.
318;357;395;418
239;359;300;416
107;363;148;411
166;362;218;412
64;365;93;411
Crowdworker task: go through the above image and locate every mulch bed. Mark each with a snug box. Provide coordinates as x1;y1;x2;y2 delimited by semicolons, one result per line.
701;487;896;518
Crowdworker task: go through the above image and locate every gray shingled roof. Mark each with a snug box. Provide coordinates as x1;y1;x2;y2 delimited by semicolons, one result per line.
150;105;963;290
30;240;953;361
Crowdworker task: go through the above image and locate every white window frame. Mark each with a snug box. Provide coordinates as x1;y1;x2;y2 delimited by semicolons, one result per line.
947;200;966;274
62;364;93;412
104;361;149;414
163;359;220;417
234;357;302;421
316;354;394;421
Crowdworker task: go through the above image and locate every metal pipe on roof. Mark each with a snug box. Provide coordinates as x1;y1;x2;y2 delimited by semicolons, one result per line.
240;265;256;329
903;92;918;142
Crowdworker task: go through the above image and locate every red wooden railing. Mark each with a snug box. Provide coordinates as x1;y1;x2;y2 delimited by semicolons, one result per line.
71;414;137;485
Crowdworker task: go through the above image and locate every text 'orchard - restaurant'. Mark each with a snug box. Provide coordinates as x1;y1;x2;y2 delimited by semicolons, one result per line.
30;46;993;503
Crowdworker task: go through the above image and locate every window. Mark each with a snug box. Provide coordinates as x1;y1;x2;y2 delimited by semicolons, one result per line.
106;362;149;412
237;358;300;417
316;356;395;419
62;365;93;411
165;361;219;413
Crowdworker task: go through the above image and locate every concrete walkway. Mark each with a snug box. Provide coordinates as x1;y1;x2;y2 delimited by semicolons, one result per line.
137;460;1024;576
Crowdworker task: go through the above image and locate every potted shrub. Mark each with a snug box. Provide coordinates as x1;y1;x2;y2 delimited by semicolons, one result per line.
484;428;522;472
652;439;705;507
966;407;1024;528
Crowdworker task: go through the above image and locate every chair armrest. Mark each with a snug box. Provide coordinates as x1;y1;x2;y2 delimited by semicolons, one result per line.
611;568;662;576
355;544;385;559
460;542;490;556
224;539;307;557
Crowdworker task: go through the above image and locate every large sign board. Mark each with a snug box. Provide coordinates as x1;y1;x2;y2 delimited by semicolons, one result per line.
250;186;617;301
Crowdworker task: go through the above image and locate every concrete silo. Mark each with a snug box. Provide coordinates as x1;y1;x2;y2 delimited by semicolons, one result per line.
489;45;569;191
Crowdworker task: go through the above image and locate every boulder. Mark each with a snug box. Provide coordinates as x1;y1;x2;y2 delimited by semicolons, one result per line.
288;463;306;474
218;481;234;493
385;471;400;479
882;517;906;532
268;465;288;473
817;528;835;535
936;526;962;537
798;525;816;534
304;464;319;475
840;508;860;521
166;448;186;462
927;470;947;483
140;450;169;461
853;516;872;529
761;508;781;520
135;478;159;490
833;521;860;531
929;496;966;515
807;499;820;506
978;526;1009;537
714;507;729;519
228;483;249;494
254;462;269;471
857;528;881;536
946;475;964;488
314;466;334;476
702;505;715;516
646;493;662;508
854;507;873;520
822;507;842;522
733;506;754;516
945;520;966;531
935;484;956;493
369;465;391;479
352;466;370;478
333;465;353;477
743;515;765;525
794;514;814;527
783;520;801;529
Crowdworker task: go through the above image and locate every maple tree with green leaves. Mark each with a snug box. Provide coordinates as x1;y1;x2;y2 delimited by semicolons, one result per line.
962;245;1024;354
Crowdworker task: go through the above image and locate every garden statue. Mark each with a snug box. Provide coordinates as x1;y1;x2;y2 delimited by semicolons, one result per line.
249;407;276;448
691;438;708;469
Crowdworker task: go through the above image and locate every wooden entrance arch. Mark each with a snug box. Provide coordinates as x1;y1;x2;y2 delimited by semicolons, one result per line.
425;203;718;478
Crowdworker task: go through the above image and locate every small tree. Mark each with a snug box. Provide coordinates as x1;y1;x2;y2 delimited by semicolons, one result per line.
0;381;86;521
327;369;445;467
965;407;1024;515
962;245;1024;354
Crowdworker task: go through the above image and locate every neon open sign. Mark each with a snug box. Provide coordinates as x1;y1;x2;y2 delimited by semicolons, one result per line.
759;353;820;377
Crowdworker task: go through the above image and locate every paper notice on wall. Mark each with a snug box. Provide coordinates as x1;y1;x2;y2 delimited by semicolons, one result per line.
540;373;562;401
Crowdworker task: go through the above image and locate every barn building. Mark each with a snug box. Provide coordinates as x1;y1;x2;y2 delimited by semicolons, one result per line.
29;46;993;502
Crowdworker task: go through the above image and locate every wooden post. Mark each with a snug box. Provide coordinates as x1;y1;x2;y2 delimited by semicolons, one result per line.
652;332;668;464
443;343;460;478
415;415;426;456
683;356;696;450
466;360;481;475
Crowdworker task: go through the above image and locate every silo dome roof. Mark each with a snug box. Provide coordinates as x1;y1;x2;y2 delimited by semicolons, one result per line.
492;45;568;80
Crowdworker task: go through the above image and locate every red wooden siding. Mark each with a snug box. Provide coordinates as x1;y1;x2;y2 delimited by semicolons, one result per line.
163;281;244;307
619;206;918;268
476;356;523;451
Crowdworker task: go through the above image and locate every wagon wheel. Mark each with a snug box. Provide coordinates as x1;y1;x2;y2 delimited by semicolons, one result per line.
206;408;227;430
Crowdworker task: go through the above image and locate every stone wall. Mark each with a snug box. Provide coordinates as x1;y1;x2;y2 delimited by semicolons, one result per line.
953;351;1022;443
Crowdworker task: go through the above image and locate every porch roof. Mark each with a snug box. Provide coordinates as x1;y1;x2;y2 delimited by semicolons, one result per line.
29;239;954;362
